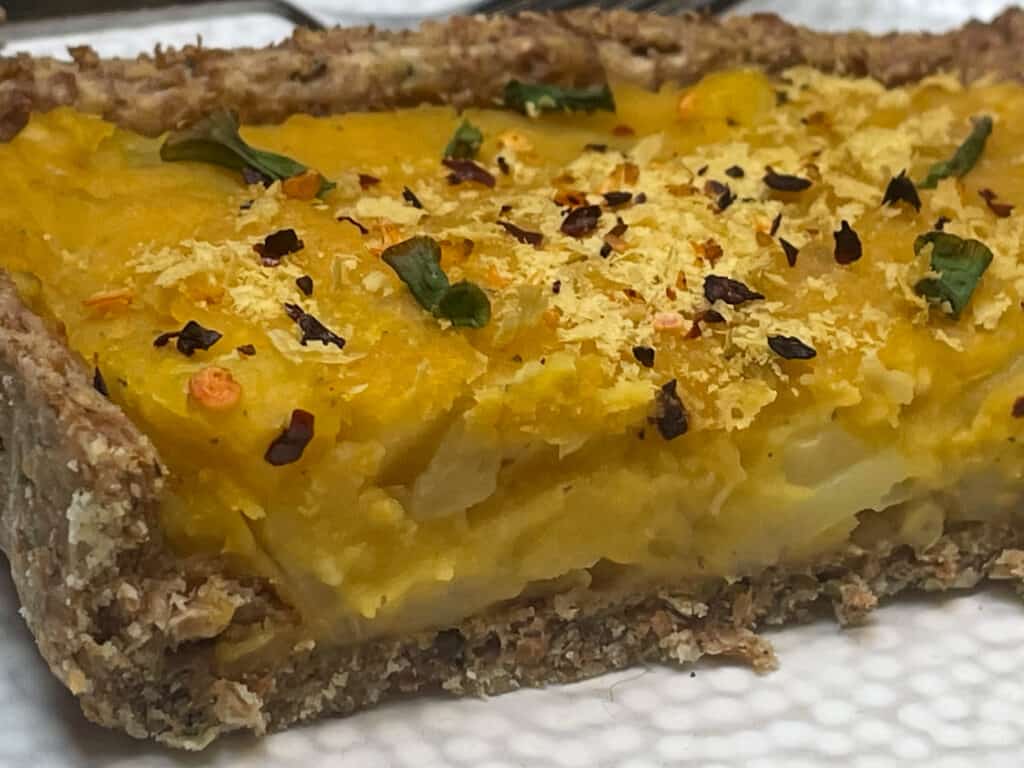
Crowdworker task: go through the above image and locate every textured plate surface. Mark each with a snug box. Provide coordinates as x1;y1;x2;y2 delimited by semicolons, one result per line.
1;2;1022;767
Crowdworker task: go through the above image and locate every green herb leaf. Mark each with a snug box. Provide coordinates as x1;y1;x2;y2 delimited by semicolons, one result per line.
381;236;492;327
381;236;450;311
443;119;483;160
919;115;993;189
437;281;491;328
503;81;616;116
913;231;993;318
160;108;335;196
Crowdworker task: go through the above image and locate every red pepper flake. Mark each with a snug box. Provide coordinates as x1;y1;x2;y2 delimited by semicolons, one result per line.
264;408;315;466
602;217;629;255
497;156;511;175
499;204;513;216
701;309;726;324
242;166;272;187
254;228;304;266
768;334;817;360
402;186;424;209
612;124;635;136
358;173;381;190
704;274;764;306
686;309;724;339
935;216;951;231
561;205;602;238
779;238;799;267
443;158;496;188
337;215;368;235
833;220;862;264
703;180;736;212
696;237;720;268
236;344;256;356
1013;396;1024;418
584;143;608;153
93;366;109;398
697;165;709;177
634;192;648;205
725;165;745;179
632;345;655;368
554;188;589;208
650;379;688;440
284;303;346;349
769;212;783;237
497;220;543;248
552;279;562;294
153;320;222;357
295;275;314;296
763;166;812;192
881;169;922;211
979;188;1014;218
603;191;633;207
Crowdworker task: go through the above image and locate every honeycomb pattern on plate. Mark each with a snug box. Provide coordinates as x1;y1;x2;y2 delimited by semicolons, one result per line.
1;2;1022;767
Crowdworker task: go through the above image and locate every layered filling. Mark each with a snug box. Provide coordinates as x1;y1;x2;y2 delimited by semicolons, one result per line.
2;69;1024;645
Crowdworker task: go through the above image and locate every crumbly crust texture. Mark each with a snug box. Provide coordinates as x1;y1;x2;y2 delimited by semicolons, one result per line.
1;8;1024;748
3;8;1024;139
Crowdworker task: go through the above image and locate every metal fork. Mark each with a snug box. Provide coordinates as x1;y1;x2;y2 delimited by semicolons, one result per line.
472;0;741;16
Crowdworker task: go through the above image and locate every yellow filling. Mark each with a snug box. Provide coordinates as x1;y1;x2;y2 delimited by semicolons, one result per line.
3;69;1024;642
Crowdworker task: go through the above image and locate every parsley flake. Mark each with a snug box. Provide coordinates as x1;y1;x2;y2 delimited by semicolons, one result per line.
443;119;483;160
913;231;993;319
503;81;616;115
381;236;491;328
160;108;335;196
919;115;993;189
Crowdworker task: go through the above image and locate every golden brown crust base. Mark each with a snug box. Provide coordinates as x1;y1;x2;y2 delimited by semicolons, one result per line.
1;9;1024;749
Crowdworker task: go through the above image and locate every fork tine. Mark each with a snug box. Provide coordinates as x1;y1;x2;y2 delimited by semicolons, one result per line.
471;0;739;18
640;0;744;14
472;0;585;14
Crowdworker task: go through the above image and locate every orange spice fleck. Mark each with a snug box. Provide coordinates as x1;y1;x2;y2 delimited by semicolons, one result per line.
282;170;322;200
666;183;698;197
601;162;640;193
542;307;561;328
653;312;684;332
484;265;511;288
188;366;242;411
553;188;588;208
82;288;133;311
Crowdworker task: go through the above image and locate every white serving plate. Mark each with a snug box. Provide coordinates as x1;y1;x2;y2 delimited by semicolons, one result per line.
0;2;1021;766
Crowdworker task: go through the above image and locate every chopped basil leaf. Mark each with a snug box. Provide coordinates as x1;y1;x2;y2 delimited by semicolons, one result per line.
443;119;483;160
438;281;492;328
919;115;993;189
382;236;450;311
913;231;993;318
160;108;335;196
382;236;491;328
503;81;616;115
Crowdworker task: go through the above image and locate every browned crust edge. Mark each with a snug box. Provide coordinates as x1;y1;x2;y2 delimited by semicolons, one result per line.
3;8;1024;140
0;8;1024;749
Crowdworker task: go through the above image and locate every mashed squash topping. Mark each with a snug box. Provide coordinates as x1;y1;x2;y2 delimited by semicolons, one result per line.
2;68;1024;640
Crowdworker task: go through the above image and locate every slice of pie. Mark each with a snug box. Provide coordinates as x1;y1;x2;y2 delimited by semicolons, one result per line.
2;8;1024;749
